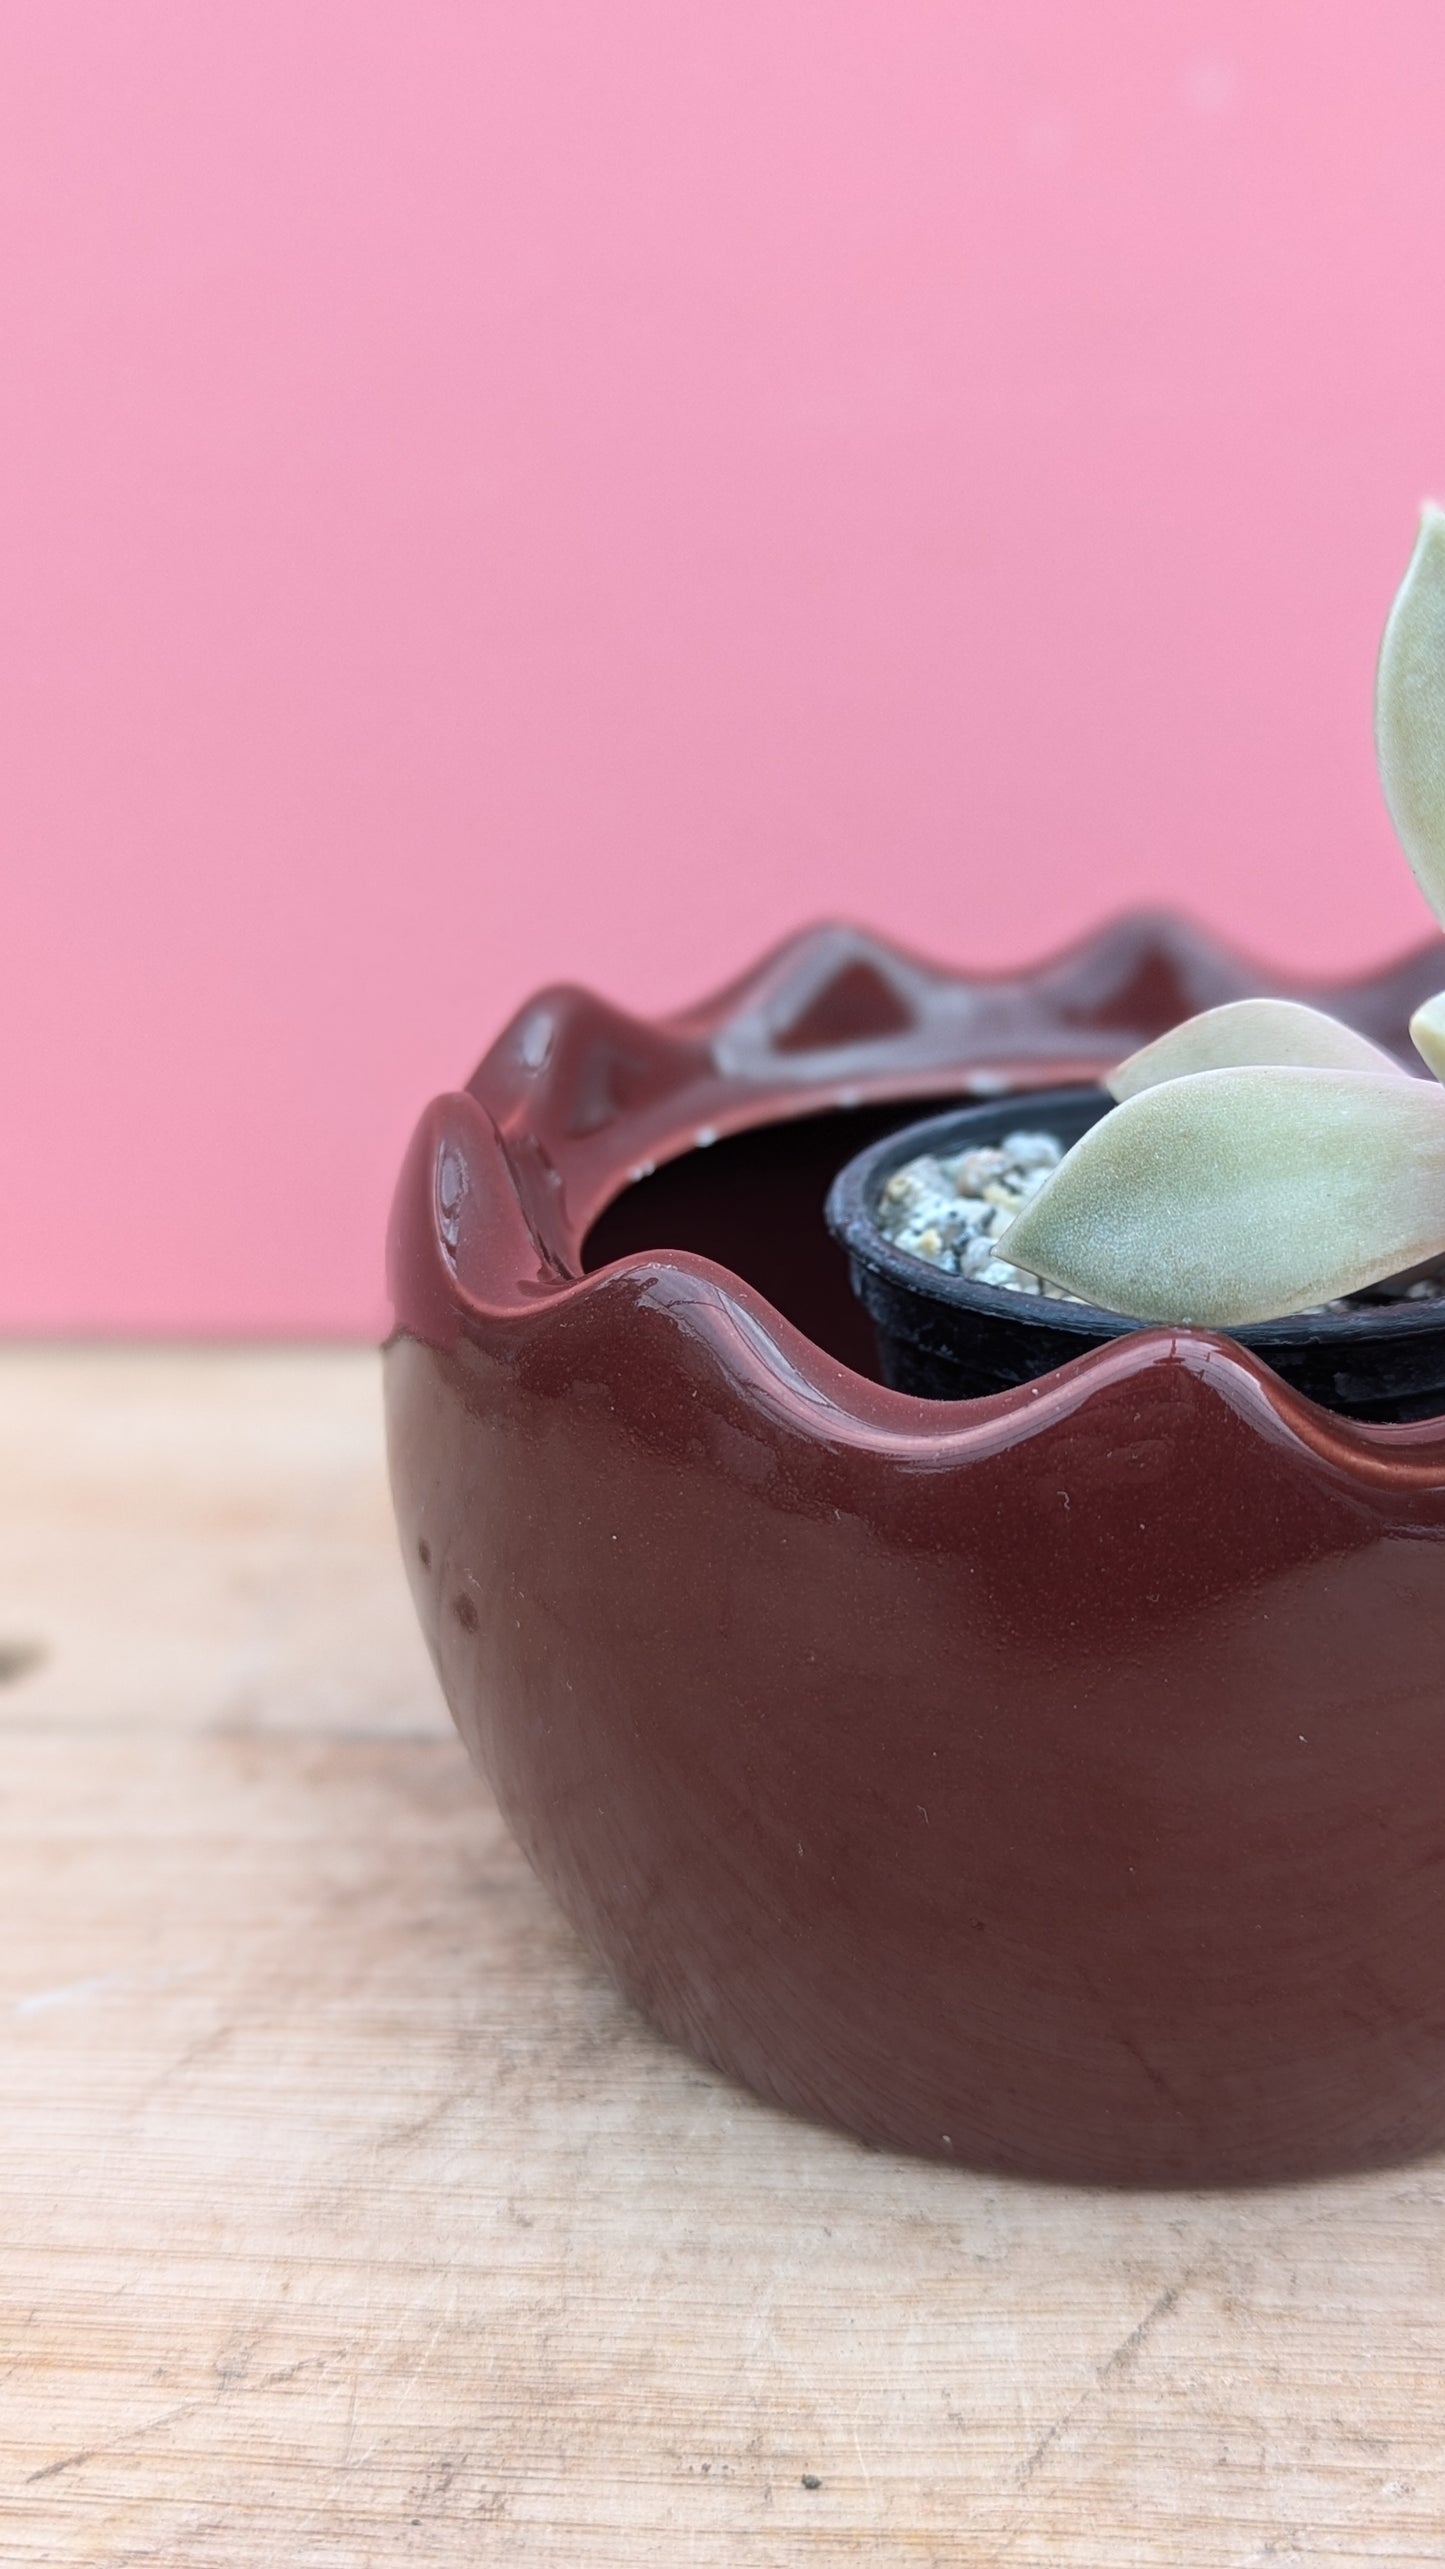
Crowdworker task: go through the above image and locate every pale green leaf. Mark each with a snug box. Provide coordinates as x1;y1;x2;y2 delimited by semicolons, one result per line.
997;1065;1445;1325
1109;998;1405;1101
1411;988;1445;1082
1377;501;1445;929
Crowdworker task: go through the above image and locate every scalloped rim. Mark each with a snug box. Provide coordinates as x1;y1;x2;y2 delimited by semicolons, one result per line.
389;914;1445;1465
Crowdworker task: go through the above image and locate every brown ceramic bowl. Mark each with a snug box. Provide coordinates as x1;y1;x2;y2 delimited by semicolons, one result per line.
385;916;1445;2186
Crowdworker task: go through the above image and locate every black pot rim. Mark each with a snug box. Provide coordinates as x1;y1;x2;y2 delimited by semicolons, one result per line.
825;1085;1445;1354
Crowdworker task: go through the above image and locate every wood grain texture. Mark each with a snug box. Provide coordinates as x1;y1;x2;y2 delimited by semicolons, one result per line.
3;1348;1445;2567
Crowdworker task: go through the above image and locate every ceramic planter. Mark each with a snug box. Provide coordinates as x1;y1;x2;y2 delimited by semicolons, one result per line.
384;916;1445;2186
826;1086;1445;1420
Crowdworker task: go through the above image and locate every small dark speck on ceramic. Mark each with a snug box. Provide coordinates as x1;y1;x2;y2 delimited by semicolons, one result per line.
0;1639;45;1687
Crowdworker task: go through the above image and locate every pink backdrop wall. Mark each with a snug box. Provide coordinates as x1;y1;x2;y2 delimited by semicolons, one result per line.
6;3;1445;1333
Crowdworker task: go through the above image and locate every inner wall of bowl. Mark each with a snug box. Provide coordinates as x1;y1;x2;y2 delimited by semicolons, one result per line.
582;1097;966;1380
582;1087;1445;1425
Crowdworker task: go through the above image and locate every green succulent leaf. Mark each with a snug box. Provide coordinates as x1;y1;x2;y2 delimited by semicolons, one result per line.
1411;989;1445;1083
998;1065;1445;1326
1109;998;1406;1102
1377;502;1445;928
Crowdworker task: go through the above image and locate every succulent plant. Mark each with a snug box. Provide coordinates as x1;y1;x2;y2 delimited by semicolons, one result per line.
999;506;1445;1326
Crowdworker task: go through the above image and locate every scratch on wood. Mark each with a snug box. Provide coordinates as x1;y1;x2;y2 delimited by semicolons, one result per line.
1017;2278;1187;2484
22;2356;332;2488
26;2449;94;2484
141;2023;234;2101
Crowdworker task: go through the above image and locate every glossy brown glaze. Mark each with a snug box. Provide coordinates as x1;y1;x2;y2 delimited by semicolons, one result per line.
385;917;1445;2184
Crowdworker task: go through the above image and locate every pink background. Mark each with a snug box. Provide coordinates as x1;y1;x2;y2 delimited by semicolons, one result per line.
6;3;1445;1334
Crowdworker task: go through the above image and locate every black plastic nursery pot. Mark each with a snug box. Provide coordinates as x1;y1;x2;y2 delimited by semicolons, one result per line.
826;1086;1445;1424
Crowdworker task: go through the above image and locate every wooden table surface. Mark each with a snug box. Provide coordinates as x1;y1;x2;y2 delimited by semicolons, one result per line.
4;1348;1445;2567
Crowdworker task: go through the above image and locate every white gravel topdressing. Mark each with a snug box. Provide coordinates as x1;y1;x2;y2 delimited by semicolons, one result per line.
874;1130;1087;1300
